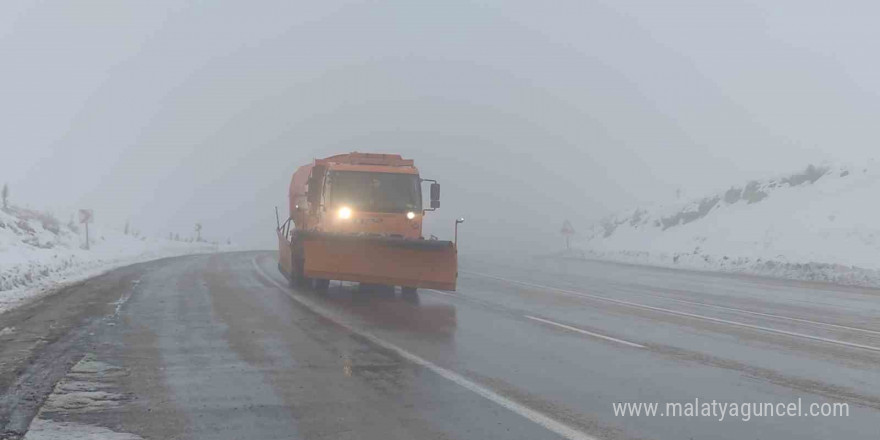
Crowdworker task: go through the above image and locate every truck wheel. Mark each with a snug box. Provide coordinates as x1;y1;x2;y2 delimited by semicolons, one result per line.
314;278;330;292
401;286;419;303
292;257;309;287
292;274;310;288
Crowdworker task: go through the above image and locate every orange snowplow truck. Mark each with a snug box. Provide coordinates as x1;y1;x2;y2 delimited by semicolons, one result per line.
277;153;457;292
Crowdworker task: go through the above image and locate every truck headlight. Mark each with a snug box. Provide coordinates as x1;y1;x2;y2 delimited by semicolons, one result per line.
406;211;416;220
338;206;352;219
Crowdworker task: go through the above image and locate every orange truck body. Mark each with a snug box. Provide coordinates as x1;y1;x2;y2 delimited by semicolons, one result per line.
277;153;457;290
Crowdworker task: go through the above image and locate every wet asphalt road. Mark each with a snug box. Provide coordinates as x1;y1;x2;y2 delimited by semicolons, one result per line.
1;251;879;439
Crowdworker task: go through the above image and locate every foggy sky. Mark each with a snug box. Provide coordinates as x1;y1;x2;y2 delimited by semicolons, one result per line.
2;1;879;252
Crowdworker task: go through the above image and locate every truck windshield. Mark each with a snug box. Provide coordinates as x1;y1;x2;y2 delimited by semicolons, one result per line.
327;171;421;213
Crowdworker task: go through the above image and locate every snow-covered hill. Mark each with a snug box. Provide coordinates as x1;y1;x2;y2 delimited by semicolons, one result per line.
1;206;222;314
582;162;880;286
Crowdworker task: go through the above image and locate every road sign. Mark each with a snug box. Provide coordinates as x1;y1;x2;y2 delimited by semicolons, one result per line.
561;220;575;236
79;209;93;249
561;220;575;250
79;209;93;224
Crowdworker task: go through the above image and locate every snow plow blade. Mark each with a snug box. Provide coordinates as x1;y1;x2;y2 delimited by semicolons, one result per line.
301;232;457;291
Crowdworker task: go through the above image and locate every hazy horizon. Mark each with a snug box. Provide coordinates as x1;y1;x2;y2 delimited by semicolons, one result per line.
3;1;879;252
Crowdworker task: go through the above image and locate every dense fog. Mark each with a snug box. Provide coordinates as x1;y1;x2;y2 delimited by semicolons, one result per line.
3;1;878;252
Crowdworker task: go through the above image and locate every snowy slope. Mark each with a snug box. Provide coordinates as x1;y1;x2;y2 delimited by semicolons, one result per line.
581;162;880;286
0;206;222;314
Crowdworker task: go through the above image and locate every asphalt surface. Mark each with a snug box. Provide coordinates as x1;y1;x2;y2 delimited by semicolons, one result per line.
1;251;879;439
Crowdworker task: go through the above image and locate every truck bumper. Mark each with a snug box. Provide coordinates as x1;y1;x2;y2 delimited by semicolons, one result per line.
300;232;457;291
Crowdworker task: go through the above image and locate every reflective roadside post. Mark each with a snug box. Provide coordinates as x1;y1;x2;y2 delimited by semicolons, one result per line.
455;217;465;247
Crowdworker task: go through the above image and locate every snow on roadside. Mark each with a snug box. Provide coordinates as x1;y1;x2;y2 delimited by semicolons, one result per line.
580;162;880;287
0;206;223;314
24;418;143;440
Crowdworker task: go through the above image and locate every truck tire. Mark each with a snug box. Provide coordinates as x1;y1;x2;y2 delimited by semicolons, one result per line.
314;278;330;292
293;257;309;287
401;286;419;303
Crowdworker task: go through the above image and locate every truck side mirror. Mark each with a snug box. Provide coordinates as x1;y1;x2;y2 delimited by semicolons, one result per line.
430;183;440;209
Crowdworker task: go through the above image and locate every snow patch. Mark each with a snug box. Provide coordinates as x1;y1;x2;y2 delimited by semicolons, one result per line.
43;390;126;413
69;356;124;376
25;354;141;439
24;418;143;440
582;162;880;286
41;355;129;413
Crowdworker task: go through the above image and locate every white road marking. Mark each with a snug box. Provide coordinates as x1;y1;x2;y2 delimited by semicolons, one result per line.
469;272;880;353
252;259;598;440
427;289;643;348
525;316;645;348
603;284;880;337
